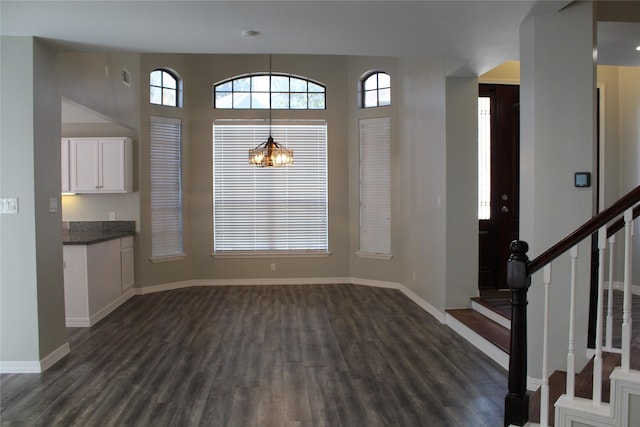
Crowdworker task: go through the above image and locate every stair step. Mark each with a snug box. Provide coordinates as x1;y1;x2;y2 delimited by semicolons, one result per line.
470;297;511;329
446;308;510;355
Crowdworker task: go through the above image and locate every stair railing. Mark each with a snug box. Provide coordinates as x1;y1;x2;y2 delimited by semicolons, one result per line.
504;185;640;427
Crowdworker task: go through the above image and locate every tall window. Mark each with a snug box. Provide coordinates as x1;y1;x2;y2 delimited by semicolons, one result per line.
213;121;328;254
214;74;325;110
361;72;391;108
150;69;179;107
150;116;183;259
358;117;391;258
478;97;491;220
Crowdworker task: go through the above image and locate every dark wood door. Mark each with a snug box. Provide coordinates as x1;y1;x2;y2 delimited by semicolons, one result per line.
478;84;520;292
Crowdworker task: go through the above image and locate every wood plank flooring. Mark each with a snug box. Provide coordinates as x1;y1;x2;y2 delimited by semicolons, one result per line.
0;284;507;426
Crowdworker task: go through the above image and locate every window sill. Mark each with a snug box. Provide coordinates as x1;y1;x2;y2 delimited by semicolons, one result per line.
150;254;187;263
356;251;393;260
212;250;331;259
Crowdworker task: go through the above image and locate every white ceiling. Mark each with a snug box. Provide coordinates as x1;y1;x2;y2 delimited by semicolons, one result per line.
2;1;638;124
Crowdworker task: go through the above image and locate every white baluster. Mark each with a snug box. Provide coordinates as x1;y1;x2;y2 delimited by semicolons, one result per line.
593;228;607;405
541;264;552;427
621;208;633;372
605;234;615;350
566;246;578;400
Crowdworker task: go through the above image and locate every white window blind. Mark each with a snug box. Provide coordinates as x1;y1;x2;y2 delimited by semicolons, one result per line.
213;121;328;254
359;117;391;257
150;116;184;259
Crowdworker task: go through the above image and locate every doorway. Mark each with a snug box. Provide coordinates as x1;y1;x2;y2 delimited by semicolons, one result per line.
478;84;520;293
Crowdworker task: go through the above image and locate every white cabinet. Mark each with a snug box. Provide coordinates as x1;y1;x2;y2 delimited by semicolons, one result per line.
120;236;135;291
63;236;135;327
61;139;70;193
69;137;132;193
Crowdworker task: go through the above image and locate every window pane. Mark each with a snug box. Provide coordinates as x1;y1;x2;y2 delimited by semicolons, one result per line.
150;87;162;105
233;77;251;92
478;96;491;220
290;93;307;109
216;92;233;109
271;93;289;109
308;93;325;109
233;93;250;108
252;75;270;92
308;82;324;93
364;90;377;108
378;73;390;88
364;75;377;90
378;88;391;106
163;72;177;89
217;81;232;92
252;92;270;109
290;78;307;92
271;76;289;92
150;70;162;86
163;88;177;107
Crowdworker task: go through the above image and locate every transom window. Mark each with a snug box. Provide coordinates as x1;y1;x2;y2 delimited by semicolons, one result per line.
361;71;391;108
214;74;326;109
150;69;180;107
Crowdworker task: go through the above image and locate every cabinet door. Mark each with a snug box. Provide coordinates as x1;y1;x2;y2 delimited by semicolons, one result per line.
100;138;127;192
61;139;70;193
121;245;134;291
70;138;100;192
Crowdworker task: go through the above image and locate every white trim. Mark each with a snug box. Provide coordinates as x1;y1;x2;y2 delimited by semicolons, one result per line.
471;299;511;329
598;83;606;213
527;376;543;392
355;251;393;260
65;288;134;327
445;312;509;370
0;342;70;373
150;254;187;263
609;280;640;295
212;251;331;259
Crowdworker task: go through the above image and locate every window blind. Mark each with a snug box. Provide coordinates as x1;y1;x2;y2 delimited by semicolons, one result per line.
150;116;183;258
359;117;391;256
213;121;328;254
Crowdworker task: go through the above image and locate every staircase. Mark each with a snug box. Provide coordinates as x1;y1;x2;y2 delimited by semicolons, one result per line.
446;291;512;370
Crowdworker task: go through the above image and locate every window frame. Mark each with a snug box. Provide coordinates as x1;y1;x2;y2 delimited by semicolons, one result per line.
150;68;181;108
357;117;392;259
212;120;329;257
150;116;185;262
361;71;391;108
213;73;326;110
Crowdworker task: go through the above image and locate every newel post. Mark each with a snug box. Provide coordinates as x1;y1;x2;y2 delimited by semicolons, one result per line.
504;240;531;427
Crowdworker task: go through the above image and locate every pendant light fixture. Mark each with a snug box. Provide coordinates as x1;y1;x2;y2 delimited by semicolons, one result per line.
248;55;294;167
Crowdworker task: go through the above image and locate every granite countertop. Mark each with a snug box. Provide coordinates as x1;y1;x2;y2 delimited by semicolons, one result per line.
62;221;135;245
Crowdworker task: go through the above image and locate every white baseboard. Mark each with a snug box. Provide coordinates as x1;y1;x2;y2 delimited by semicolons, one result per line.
0;342;70;374
609;281;640;295
66;288;135;327
471;299;511;329
134;277;447;324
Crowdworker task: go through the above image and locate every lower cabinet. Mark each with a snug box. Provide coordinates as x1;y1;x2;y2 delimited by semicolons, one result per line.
63;237;134;327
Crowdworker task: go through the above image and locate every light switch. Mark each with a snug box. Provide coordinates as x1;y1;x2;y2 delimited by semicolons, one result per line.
48;197;58;213
0;197;18;214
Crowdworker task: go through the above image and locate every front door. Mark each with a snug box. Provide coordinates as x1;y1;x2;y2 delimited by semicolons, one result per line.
478;84;520;292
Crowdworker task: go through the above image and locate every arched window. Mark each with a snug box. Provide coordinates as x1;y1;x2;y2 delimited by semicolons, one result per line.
150;69;180;107
214;74;325;110
361;71;391;108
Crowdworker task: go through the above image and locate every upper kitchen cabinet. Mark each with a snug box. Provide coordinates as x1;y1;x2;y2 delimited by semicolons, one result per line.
61;138;70;193
70;137;133;193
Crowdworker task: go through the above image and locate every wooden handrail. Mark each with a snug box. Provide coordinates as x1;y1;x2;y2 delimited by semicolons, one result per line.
528;186;640;275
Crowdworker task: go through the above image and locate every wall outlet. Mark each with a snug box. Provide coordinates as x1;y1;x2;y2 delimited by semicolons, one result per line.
270;263;276;272
109;211;116;221
0;197;18;214
48;197;59;213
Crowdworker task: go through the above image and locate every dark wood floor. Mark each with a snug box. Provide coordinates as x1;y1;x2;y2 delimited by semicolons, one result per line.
0;284;507;426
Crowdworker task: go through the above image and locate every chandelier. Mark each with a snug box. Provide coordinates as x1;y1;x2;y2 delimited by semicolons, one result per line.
248;55;294;167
